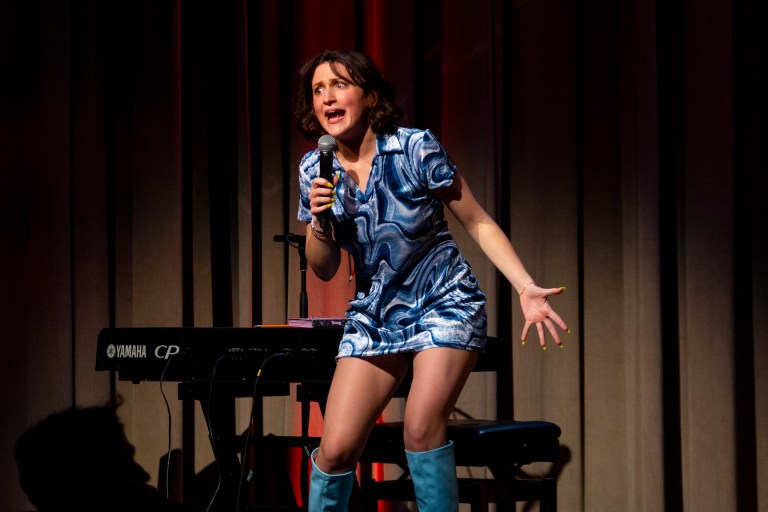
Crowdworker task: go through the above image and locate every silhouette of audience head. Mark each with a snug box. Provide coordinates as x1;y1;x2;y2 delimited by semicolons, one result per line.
15;403;188;512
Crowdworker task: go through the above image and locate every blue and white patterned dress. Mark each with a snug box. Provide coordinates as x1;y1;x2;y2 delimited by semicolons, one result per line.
298;127;487;358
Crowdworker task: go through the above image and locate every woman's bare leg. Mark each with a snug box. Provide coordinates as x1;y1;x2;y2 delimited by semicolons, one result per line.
402;347;478;451
315;353;409;473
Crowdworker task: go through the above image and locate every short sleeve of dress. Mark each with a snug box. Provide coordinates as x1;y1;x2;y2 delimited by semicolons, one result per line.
297;150;317;223
416;129;457;190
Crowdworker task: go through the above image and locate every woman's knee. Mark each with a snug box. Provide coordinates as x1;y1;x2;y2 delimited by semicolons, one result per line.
316;438;360;472
402;418;447;452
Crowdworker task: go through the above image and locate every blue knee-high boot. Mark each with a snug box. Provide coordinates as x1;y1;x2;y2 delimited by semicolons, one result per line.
405;441;459;512
308;448;355;512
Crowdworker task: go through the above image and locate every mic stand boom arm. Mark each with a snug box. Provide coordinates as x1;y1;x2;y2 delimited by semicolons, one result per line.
273;233;308;318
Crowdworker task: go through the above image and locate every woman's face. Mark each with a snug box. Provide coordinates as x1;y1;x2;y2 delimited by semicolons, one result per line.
311;61;370;143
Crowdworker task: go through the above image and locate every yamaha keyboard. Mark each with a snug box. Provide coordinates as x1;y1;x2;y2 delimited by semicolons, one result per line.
96;326;344;384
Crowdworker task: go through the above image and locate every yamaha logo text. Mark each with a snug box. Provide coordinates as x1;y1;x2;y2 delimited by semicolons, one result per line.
105;344;180;359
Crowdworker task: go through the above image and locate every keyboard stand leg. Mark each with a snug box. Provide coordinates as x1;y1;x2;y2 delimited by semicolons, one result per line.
297;384;330;509
200;393;246;510
300;392;310;506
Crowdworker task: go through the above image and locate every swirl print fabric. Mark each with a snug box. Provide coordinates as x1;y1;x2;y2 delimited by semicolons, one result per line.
298;128;487;358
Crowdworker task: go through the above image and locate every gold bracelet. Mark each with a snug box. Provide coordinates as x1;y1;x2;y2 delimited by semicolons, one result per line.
519;281;535;296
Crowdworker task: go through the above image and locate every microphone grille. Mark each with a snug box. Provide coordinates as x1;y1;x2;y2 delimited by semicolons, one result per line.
318;134;337;152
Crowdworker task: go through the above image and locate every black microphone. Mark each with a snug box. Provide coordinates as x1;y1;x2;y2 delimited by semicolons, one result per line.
316;135;336;231
318;134;336;182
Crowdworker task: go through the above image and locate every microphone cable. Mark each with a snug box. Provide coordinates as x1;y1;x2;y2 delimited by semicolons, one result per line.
159;352;180;500
203;355;230;512
235;351;289;511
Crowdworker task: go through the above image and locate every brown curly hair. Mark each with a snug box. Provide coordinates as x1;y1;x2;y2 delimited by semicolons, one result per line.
294;49;405;141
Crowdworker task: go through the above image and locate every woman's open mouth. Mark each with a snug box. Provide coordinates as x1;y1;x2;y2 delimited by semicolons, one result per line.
325;109;346;123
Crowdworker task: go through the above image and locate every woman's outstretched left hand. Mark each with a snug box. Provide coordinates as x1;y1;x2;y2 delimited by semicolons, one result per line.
519;284;569;348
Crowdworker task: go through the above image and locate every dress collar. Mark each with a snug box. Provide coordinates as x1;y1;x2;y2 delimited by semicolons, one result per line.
377;131;404;155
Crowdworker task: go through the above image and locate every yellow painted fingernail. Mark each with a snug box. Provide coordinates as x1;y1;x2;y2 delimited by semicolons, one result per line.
559;286;567;291
326;181;334;188
566;328;571;334
542;345;547;351
559;344;564;349
521;339;526;346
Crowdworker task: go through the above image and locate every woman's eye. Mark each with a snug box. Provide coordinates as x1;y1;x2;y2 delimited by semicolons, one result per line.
335;82;347;89
313;86;324;95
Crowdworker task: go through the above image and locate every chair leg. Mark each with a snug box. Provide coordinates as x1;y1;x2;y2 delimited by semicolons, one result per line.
540;477;557;512
469;487;490;512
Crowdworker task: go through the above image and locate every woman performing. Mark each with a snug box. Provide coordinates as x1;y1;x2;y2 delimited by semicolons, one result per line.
294;49;569;511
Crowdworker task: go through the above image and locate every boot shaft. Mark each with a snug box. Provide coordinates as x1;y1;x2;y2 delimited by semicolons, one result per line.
405;441;459;512
308;448;356;512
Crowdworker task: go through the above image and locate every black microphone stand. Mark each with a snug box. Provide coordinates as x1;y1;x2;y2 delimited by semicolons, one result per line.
273;232;308;318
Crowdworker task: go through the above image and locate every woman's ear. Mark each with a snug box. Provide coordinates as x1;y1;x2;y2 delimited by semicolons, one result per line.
366;91;379;109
